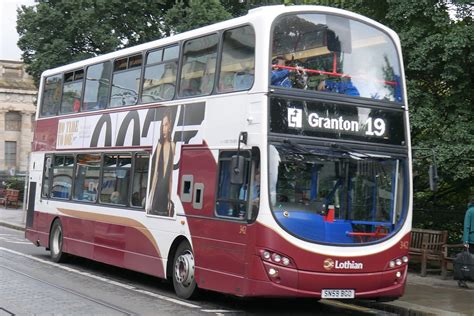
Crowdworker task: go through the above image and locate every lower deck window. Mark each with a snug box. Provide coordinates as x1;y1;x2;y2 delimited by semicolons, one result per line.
74;154;101;202
40;152;149;209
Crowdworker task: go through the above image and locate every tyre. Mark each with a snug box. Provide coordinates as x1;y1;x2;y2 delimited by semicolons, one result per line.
172;241;197;299
49;219;68;263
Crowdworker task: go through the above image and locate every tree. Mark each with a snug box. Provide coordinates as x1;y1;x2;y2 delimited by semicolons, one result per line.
17;0;175;85
164;0;232;34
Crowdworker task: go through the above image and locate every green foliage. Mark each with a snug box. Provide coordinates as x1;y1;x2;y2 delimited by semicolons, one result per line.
4;177;25;199
17;0;174;85
164;0;232;34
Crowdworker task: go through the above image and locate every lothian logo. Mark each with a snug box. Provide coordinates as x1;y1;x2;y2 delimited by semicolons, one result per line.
323;258;335;270
323;258;363;270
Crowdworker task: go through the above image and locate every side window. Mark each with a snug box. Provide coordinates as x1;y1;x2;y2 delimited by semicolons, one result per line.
141;45;179;103
51;155;74;199
41;74;62;117
83;61;112;111
73;154;101;202
41;155;52;198
131;153;149;208
100;154;131;205
218;26;255;93
61;69;84;114
179;34;218;97
215;151;251;219
110;54;142;107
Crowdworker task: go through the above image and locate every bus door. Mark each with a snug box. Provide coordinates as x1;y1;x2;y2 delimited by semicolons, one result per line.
179;147;259;295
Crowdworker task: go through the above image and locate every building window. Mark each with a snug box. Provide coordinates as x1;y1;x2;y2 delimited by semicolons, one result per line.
5;112;21;131
5;141;17;167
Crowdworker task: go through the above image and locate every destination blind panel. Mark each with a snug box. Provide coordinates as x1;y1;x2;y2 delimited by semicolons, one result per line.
269;97;405;145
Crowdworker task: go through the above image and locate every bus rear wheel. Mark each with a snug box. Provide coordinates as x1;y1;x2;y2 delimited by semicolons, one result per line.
49;219;68;263
172;241;197;299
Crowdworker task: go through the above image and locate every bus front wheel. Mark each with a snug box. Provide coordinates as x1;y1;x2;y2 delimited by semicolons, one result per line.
172;241;197;299
49;219;68;263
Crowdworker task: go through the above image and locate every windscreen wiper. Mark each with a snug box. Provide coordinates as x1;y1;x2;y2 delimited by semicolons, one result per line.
329;143;391;160
282;139;313;154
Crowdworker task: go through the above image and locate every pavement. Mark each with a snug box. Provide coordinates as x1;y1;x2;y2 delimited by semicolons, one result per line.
2;206;473;315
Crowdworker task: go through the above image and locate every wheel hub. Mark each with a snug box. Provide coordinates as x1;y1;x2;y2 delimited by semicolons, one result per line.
174;251;194;287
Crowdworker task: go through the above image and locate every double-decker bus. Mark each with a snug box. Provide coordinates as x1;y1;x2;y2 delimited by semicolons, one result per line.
26;5;411;300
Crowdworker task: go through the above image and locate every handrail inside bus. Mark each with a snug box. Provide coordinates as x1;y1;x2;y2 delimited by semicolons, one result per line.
274;65;398;86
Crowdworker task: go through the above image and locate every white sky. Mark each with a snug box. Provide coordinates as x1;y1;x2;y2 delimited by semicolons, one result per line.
0;0;36;61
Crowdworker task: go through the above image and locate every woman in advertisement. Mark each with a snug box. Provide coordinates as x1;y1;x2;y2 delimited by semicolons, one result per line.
147;109;175;216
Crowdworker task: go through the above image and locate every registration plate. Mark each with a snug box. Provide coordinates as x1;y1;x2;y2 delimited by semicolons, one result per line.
321;289;355;299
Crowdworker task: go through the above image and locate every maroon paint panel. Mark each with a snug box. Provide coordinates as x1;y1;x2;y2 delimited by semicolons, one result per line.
241;247;406;298
25;211;56;247
34;118;59;151
25;210;165;278
178;143;217;217
255;222;410;273
178;143;256;295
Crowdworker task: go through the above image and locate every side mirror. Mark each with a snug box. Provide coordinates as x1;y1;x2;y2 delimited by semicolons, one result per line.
231;155;245;185
231;132;247;184
429;164;438;191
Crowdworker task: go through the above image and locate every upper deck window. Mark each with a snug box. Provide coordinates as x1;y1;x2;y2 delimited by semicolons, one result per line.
61;69;84;114
218;26;255;93
271;14;403;103
83;61;112;111
110;54;143;107
179;34;218;97
141;45;179;103
41;74;62;116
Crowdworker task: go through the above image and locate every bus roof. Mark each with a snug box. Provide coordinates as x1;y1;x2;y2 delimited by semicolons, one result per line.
40;5;400;78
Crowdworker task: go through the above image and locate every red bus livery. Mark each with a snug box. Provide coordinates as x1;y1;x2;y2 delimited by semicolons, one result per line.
26;5;412;301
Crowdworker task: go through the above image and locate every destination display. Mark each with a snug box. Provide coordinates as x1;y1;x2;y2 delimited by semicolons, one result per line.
269;97;406;145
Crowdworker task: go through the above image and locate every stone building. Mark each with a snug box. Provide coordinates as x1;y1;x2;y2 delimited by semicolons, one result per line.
0;60;36;176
